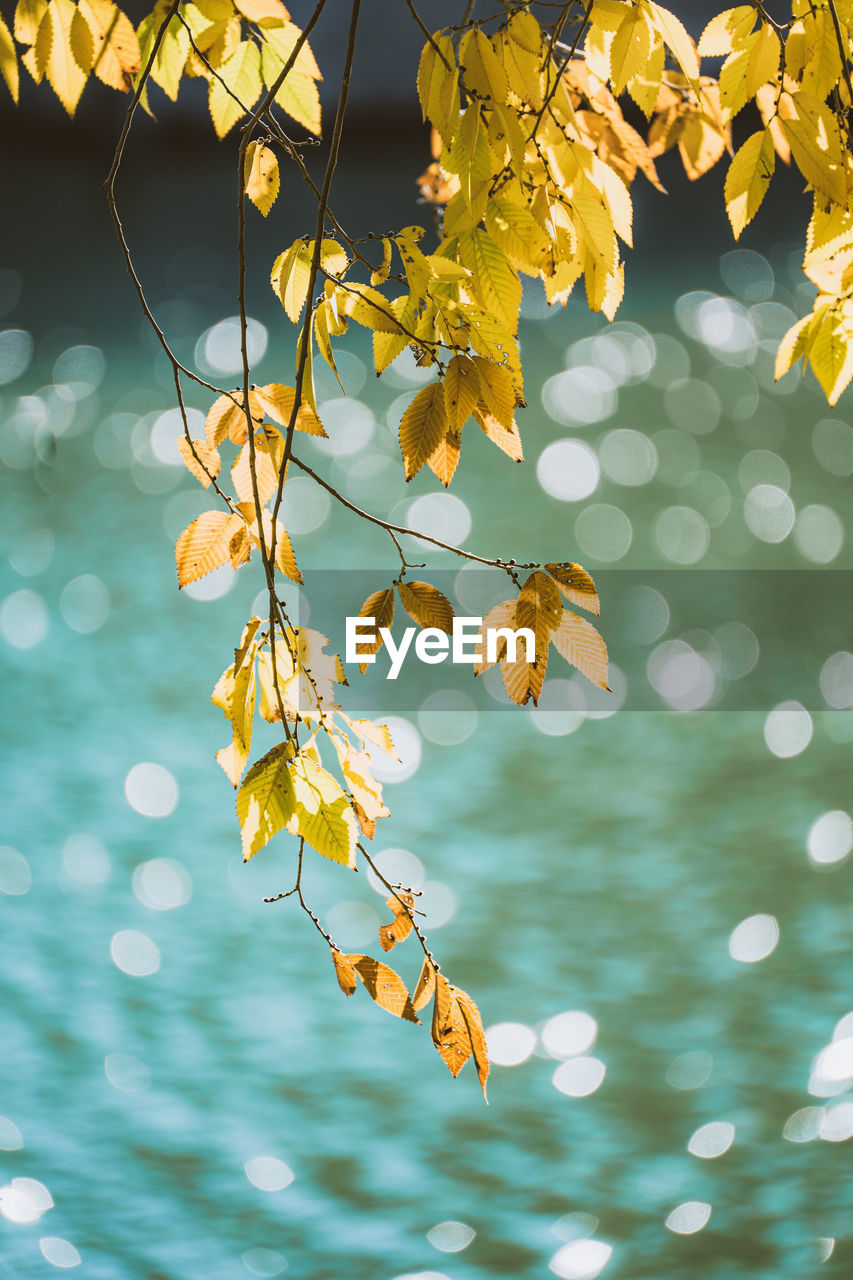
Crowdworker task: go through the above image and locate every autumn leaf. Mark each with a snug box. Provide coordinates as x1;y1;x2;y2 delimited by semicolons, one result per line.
378;893;415;952
544;562;600;615
175;511;242;588
244;141;280;217
356;587;395;673
331;949;358;997
396;580;454;633
397;382;448;480
348;955;420;1023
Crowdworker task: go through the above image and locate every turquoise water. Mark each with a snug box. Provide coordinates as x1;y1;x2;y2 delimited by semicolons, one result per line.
2;143;853;1279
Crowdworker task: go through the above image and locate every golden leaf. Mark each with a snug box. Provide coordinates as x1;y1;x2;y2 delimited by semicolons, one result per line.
78;0;139;91
0;14;18;102
331;949;358;997
413;956;436;1011
426;430;461;487
175;510;242;587
544;562;600;615
399;381;448;480
551;609;610;690
244;140;280;216
356;587;395;674
348;955;420;1023
431;974;472;1078
379;893;415;952
236;741;296;860
177;436;221;488
455;986;490;1100
252;383;327;436
396;580;454;633
443;353;480;432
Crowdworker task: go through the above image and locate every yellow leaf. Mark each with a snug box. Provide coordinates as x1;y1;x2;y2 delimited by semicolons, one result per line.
290;754;357;867
0;14;18;101
356;587;395;673
14;0;47;44
44;0;88;114
443;354;480;431
808;307;853;405
460;26;507;105
78;0;139;90
244;140;280;216
234;0;289;21
370;237;393;287
725;128;774;239
209;39;261;138
271;239;312;324
205;391;251;448
336;282;403;334
231;428;284;505
252;383;327;435
551;609;610;689
412;956;436;1011
774;311;815;380
544;562;600;614
649;2;701;90
800;7;842;100
70;3;94;72
431;975;472;1077
379;893;415;952
472;599;515;675
426;430;461;487
472;406;523;462
627;38;664;116
501;18;543;109
516;570;562;648
399;381;448;481
417;30;459;139
349;955;419;1023
485;198;549;274
260;21;321;134
778;90;847;205
240;505;301;583
471;356;516;428
396;580;454;633
455;987;490;1101
331;949;358;997
746;22;780;97
177;436;221;488
175;510;242;587
697;5;754;56
610;8;652;96
236;742;296;860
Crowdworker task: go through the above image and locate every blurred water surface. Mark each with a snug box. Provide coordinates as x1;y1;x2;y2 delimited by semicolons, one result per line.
2;147;853;1280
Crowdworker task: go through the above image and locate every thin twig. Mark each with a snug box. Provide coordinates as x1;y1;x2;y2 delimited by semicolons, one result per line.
269;0;363;558
104;0;228;400
289;452;534;575
358;843;437;968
